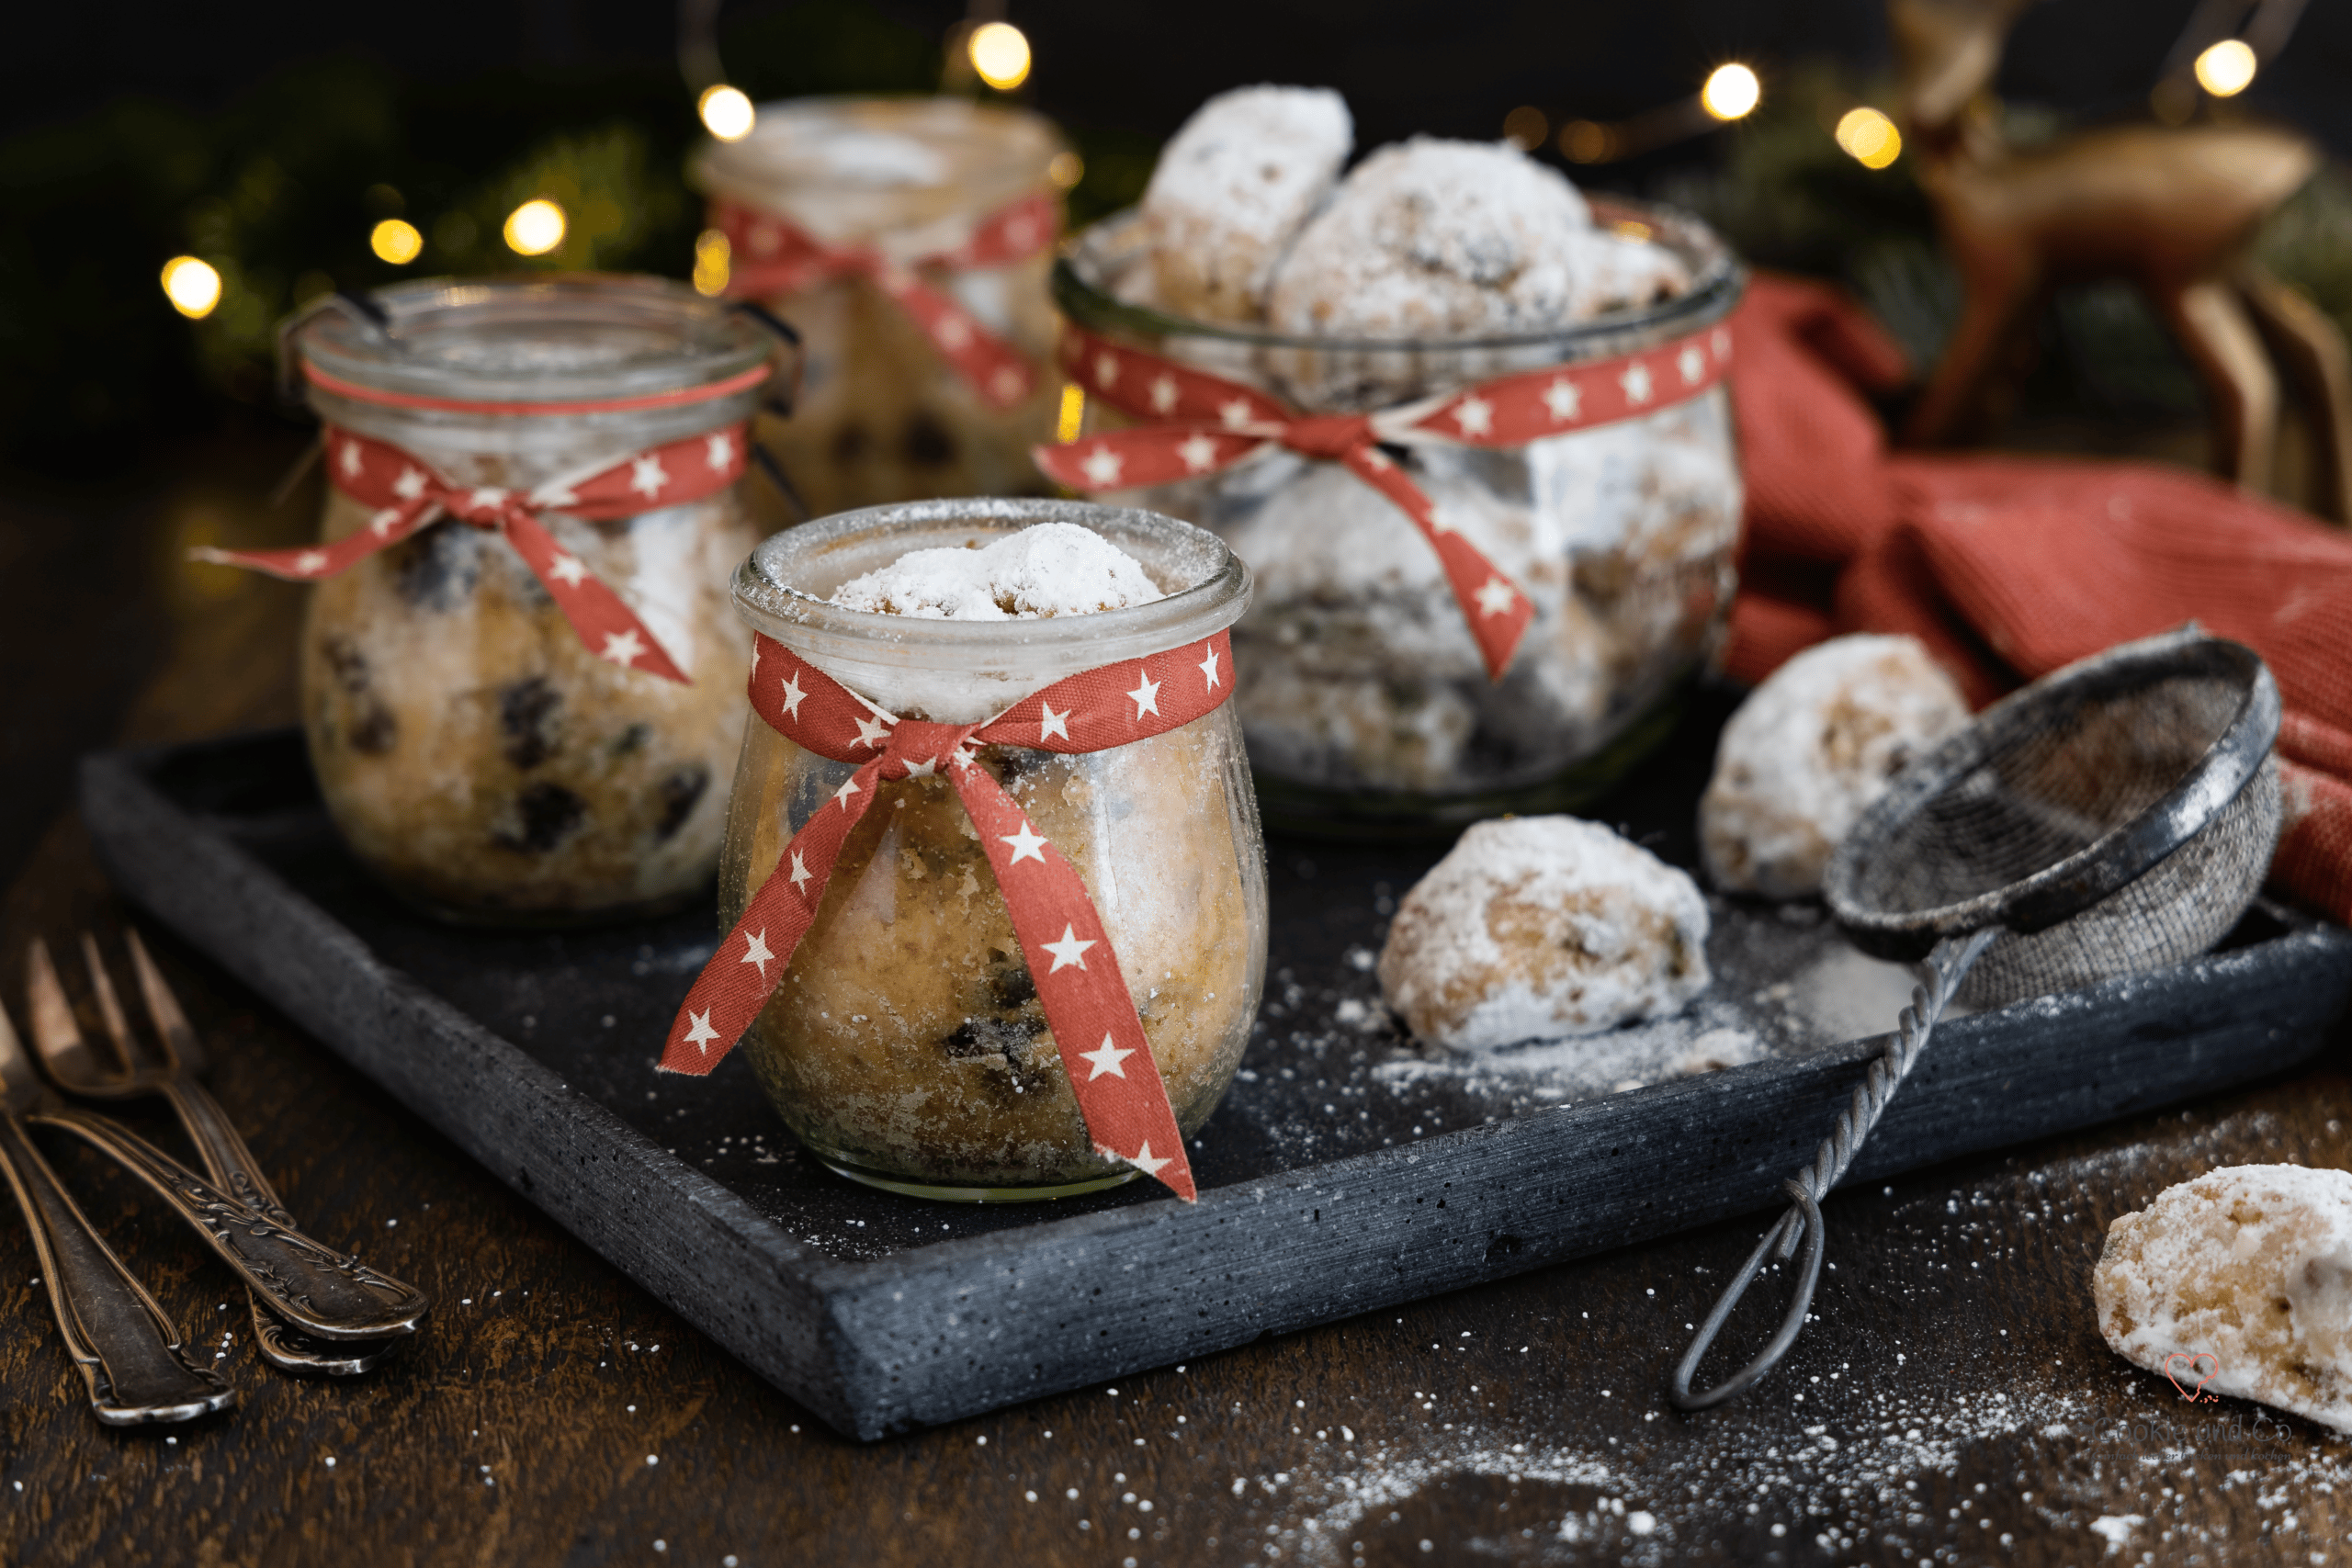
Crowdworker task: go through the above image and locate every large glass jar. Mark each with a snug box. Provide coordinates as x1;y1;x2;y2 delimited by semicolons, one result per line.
692;96;1069;518
290;276;781;924
721;499;1266;1200
1055;198;1747;832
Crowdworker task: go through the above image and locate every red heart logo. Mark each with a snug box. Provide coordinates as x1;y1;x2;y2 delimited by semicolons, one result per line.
2164;1350;2221;1401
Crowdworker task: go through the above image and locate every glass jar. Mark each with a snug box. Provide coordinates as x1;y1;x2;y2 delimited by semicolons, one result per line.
1054;198;1747;833
721;499;1266;1199
290;276;781;924
692;96;1069;518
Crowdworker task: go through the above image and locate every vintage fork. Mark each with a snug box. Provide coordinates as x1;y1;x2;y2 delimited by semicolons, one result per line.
0;995;234;1423
28;935;418;1374
21;936;432;1349
28;934;413;1374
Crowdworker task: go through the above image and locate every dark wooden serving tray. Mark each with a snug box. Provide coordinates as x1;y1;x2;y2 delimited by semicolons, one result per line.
78;692;2352;1439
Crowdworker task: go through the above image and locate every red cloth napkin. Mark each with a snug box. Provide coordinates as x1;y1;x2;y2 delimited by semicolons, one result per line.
1721;273;2352;925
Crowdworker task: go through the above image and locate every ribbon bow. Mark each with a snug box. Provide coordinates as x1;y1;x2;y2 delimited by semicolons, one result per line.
714;193;1056;411
661;628;1240;1202
1035;322;1734;680
198;423;754;684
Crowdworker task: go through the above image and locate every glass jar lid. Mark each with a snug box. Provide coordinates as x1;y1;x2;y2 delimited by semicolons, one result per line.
691;96;1065;240
735;497;1252;723
292;275;775;411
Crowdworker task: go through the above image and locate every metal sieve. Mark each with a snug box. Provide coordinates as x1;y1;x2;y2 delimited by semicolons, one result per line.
1669;627;2283;1410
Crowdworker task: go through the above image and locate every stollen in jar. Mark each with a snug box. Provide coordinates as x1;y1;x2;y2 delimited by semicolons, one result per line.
692;96;1070;518
659;499;1267;1202
1044;198;1747;833
203;276;793;925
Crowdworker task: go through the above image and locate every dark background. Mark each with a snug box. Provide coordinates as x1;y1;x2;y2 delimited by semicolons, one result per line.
3;0;2348;893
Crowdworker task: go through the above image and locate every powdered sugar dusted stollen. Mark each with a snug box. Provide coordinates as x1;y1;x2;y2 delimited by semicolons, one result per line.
1567;231;1693;320
1700;635;1970;898
1140;85;1351;323
1377;816;1709;1050
1265;139;1596;340
830;522;1166;620
2094;1165;2352;1434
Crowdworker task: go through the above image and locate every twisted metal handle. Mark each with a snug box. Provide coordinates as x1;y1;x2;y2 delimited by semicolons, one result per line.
1668;928;1996;1411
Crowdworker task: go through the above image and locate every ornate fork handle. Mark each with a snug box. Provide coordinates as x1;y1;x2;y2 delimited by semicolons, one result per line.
161;1081;417;1374
164;1083;301;1227
0;1114;233;1424
29;1105;429;1343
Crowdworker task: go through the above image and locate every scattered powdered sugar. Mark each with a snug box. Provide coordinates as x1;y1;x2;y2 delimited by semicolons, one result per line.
2095;1164;2352;1433
1227;1333;2349;1565
1237;1375;2121;1566
828;523;1166;620
2089;1513;2146;1551
1374;1016;1763;1100
1376;817;1709;1052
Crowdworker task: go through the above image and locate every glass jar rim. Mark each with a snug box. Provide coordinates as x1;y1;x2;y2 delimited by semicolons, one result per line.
1056;195;1744;355
691;95;1066;208
294;274;775;410
735;498;1253;671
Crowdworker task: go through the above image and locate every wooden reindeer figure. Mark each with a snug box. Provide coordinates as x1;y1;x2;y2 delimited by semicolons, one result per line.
1889;0;2352;521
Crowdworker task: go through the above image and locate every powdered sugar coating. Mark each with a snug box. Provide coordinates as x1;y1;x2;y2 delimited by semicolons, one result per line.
829;522;1166;620
1700;635;1970;898
2094;1164;2352;1434
1140;85;1352;323
1568;230;1695;320
1377;816;1709;1051
1265;139;1597;339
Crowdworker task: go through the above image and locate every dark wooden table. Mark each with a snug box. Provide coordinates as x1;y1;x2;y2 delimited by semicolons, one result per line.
4;429;2348;1567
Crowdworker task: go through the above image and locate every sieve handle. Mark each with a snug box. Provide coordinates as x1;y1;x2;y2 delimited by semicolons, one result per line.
1667;928;1996;1412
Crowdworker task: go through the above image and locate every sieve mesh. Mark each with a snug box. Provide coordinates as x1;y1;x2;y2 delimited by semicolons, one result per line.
1959;755;2278;1004
1834;658;2277;1010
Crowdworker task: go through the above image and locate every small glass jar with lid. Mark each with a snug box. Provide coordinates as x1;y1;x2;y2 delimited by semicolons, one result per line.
1052;198;1747;833
276;275;786;924
718;498;1266;1200
692;96;1070;518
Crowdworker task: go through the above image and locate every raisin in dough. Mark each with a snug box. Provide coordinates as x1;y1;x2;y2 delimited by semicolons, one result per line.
1139;85;1351;324
2095;1165;2352;1434
1699;634;1969;899
1377;815;1709;1050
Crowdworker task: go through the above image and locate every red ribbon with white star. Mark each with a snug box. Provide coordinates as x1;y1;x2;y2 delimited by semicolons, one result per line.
1035;321;1734;680
660;627;1239;1202
196;423;754;685
713;193;1055;411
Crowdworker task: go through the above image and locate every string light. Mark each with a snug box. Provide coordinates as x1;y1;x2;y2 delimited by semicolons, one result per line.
1056;383;1086;445
370;219;424;265
503;199;568;257
2194;39;2257;96
1834;107;1903;170
1501;106;1548;152
1558;119;1613;164
699;85;756;141
160;256;222;320
693;230;731;298
1046;150;1084;190
1701;63;1761;121
968;22;1032;91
